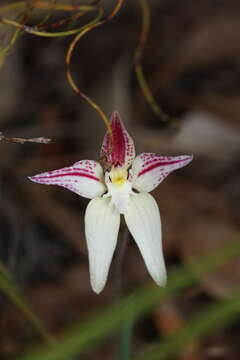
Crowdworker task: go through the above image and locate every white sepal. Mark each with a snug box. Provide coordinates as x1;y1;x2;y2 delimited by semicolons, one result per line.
124;192;166;286
85;197;120;293
100;111;135;168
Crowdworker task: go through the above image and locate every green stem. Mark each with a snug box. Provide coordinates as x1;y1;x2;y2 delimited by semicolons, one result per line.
119;316;134;360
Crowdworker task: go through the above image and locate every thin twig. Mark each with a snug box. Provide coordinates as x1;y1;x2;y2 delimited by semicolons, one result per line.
0;132;51;144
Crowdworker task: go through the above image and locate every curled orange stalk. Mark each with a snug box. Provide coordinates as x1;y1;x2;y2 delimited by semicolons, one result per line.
0;1;97;70
36;0;57;28
0;1;96;14
135;0;173;123
0;1;37;66
66;0;125;137
39;9;84;29
0;0;125;136
1;5;98;37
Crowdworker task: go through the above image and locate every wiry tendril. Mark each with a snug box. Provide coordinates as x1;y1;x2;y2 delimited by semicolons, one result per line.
66;0;125;137
135;0;174;123
0;1;125;135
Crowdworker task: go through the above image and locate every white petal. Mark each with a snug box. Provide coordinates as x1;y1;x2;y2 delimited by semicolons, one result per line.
29;160;106;199
124;193;166;286
85;197;120;293
132;153;193;192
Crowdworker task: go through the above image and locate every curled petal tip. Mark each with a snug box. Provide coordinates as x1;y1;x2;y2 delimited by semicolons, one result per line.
180;154;194;166
28;175;38;183
183;154;194;167
28;173;49;184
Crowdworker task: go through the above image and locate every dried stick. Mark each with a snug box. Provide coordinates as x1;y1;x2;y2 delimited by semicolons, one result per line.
0;132;51;144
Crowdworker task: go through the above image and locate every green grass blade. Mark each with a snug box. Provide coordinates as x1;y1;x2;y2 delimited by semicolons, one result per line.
0;261;54;345
136;292;240;360
17;238;240;360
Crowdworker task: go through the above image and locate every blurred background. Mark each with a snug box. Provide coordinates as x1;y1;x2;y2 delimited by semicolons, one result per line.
0;0;240;359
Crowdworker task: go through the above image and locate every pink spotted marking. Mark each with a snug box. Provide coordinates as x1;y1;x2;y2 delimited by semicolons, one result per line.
101;111;135;168
138;159;188;177
47;167;95;175
33;172;100;182
110;114;126;166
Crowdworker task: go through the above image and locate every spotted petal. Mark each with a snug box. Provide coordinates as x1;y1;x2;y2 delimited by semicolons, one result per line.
124;192;166;286
85;197;120;293
132;153;193;192
28;160;106;199
101;111;135;168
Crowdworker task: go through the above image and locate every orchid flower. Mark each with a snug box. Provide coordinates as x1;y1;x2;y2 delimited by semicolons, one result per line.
29;112;193;293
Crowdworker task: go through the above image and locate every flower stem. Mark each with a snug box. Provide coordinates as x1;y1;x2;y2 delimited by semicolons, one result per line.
112;225;129;298
118;315;134;360
112;225;135;360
